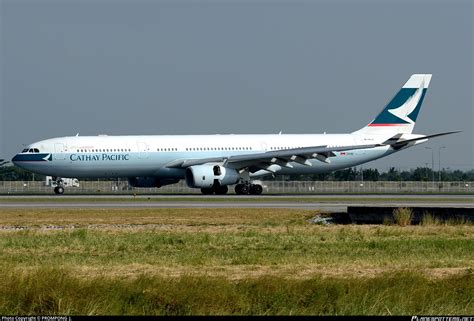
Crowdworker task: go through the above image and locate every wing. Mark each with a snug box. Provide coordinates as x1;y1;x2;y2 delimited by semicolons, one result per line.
165;130;460;173
165;143;378;172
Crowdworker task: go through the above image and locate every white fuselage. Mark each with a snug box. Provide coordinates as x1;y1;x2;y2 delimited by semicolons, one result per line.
12;133;395;179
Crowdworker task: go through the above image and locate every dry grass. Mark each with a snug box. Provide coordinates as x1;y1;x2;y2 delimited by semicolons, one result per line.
0;208;473;315
393;207;413;226
0;208;313;227
421;212;440;226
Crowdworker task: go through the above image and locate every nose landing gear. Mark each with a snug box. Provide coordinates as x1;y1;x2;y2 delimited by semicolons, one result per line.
54;186;65;195
52;177;65;195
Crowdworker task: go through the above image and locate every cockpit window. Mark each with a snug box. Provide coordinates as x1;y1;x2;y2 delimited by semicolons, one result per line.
22;149;28;153
33;148;40;153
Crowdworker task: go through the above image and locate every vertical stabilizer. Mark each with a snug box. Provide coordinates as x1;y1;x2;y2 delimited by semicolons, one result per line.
354;74;432;135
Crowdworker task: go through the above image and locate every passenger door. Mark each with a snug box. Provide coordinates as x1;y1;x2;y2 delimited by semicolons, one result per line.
137;142;149;159
54;143;66;160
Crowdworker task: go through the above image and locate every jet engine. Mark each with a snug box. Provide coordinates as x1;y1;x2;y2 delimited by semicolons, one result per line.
185;164;239;188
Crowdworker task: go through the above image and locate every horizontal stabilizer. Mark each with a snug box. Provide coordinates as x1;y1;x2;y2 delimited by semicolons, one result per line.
382;131;461;148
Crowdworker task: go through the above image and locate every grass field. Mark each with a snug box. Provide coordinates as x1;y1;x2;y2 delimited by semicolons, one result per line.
0;208;472;315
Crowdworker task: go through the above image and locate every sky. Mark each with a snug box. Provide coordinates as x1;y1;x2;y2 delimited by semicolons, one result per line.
1;0;473;172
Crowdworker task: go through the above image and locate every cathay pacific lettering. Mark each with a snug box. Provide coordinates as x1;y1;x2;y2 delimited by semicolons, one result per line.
70;154;130;162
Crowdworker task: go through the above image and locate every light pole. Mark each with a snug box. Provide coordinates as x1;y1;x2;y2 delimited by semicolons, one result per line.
438;146;446;182
425;147;434;186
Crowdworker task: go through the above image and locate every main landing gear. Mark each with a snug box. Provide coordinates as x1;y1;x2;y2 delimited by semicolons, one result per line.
235;183;263;195
200;182;263;195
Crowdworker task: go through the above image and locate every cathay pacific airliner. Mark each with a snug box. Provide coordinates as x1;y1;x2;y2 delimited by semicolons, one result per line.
12;74;458;195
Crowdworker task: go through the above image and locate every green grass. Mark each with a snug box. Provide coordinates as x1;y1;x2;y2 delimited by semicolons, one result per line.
1;228;472;271
1;268;472;315
0;208;473;315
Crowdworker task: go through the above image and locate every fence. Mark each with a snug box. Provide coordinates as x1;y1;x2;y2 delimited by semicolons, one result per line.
0;180;473;194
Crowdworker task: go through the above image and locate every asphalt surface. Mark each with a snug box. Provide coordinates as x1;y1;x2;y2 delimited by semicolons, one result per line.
1;194;473;199
0;194;472;212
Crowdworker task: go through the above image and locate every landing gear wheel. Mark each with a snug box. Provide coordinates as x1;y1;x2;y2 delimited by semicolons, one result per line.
235;184;249;195
54;186;64;195
214;185;228;195
201;188;214;195
249;184;263;195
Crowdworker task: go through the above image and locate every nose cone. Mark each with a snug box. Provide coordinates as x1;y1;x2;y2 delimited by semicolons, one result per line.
12;154;26;171
11;154;26;169
11;154;20;165
11;153;51;169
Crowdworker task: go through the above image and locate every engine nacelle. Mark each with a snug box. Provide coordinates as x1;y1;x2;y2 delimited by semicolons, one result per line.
128;177;179;188
185;164;239;188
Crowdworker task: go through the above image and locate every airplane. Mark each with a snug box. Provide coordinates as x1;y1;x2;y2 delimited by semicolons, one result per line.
12;74;459;195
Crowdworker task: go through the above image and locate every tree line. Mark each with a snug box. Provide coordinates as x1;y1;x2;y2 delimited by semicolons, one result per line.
287;167;474;182
1;159;473;182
